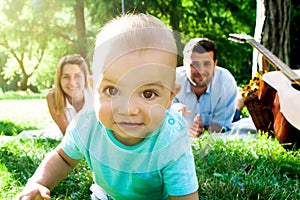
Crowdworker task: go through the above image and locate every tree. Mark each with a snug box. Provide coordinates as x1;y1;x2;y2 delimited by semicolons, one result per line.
107;0;256;84
261;0;291;69
290;0;300;69
0;0;272;90
74;0;88;58
0;0;49;91
0;0;97;91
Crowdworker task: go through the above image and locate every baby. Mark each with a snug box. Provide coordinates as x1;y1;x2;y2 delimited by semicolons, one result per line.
16;13;199;200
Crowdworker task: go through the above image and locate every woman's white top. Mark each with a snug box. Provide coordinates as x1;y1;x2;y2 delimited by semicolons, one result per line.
65;88;93;122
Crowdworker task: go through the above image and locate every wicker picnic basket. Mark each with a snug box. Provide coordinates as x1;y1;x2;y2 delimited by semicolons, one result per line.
242;73;274;133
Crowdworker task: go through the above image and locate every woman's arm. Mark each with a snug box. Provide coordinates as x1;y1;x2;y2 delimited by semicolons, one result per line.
46;89;69;135
15;147;80;200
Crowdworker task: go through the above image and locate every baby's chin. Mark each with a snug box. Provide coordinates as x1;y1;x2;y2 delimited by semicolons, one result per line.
115;127;152;139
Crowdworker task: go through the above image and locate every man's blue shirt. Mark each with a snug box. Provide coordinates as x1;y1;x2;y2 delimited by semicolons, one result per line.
173;66;237;131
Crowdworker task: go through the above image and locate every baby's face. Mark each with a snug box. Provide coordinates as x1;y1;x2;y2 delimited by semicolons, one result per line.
96;49;176;145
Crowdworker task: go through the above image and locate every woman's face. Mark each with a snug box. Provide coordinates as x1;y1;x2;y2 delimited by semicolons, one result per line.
60;64;85;98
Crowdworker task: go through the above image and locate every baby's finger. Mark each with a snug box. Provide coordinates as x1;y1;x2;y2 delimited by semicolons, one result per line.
182;106;192;115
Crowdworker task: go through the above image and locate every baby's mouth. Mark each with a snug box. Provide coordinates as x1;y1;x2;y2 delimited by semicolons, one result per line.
116;122;144;129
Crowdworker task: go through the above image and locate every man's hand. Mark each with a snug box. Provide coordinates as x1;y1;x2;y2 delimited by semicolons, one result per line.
189;114;204;138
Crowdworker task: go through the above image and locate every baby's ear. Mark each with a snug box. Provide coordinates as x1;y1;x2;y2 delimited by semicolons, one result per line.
167;84;181;108
174;84;181;95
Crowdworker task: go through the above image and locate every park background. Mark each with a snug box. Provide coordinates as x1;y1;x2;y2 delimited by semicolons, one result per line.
1;0;300;199
1;0;300;91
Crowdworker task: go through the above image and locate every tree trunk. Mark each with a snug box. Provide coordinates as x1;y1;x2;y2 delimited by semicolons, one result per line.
252;0;265;77
20;74;29;91
74;0;90;71
262;0;291;70
169;0;183;66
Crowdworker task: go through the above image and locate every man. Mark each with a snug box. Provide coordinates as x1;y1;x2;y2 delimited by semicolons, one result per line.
173;38;238;137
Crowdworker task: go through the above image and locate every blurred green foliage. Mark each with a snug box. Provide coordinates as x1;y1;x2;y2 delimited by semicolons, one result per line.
0;0;299;92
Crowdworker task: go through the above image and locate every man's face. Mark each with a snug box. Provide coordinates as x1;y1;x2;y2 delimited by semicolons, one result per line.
187;51;216;88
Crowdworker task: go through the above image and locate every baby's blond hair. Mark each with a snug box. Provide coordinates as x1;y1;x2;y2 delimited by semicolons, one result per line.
92;13;177;85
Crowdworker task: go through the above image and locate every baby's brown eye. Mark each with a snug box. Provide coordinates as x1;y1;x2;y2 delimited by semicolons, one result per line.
141;90;156;99
104;86;119;96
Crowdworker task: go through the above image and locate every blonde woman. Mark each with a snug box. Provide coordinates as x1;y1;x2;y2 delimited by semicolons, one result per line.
46;54;92;136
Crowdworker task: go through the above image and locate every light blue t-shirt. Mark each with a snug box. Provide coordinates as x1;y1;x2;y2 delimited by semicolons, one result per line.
61;108;198;200
173;66;237;131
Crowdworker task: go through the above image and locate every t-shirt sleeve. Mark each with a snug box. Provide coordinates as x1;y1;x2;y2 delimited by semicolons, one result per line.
60;115;86;160
162;146;199;196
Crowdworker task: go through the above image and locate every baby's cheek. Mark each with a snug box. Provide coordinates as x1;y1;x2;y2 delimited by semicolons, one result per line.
97;102;113;127
147;104;166;128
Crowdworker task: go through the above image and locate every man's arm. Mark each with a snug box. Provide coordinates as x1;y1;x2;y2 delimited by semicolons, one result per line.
207;123;222;133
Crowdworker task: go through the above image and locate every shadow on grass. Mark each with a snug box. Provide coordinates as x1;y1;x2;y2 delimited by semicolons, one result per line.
0;120;37;136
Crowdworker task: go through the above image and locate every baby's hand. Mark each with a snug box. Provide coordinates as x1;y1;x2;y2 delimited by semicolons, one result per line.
14;182;50;200
172;103;192;116
188;114;204;138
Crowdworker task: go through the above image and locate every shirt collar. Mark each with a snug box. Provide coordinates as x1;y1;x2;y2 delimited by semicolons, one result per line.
185;78;212;95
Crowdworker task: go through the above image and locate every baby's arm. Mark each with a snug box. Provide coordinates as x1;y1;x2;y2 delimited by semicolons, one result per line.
169;191;199;200
15;146;79;200
172;103;203;137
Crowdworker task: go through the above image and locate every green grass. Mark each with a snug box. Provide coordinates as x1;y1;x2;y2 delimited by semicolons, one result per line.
0;90;47;100
0;99;54;135
0;90;51;135
0;138;93;199
193;134;300;199
1;136;300;199
0;92;300;199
